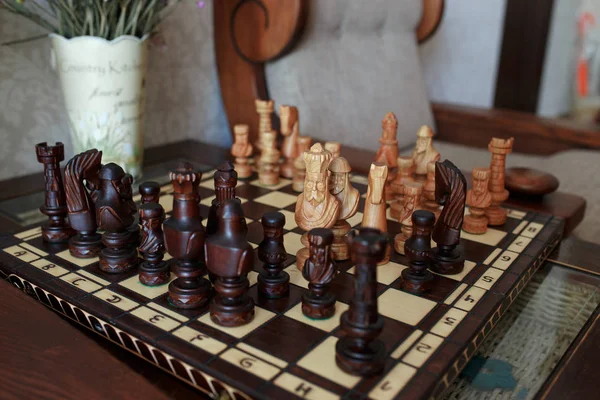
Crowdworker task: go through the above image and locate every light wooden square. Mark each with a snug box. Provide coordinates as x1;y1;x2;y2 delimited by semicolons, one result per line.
220;348;281;380
4;245;41;263
378;289;436;326
248;270;258;287
198;306;276;339
172;326;227;355
492;250;519;270
402;333;444;368
284;265;307;288
30;259;69;277
56;249;97;267
297;336;361;389
350;174;369;185
432;260;476;282
275;372;338;400
14;226;42;240
369;362;417;400
159;194;174;213
119;273;174;299
201;169;216;181
283;232;304;255
391;329;423;359
285;301;348;332
474;267;504;291
430;308;468;337
278;209;298;230
255;192;298;208
454;286;486;312
508;236;532;253
93;288;138;311
443;283;468;305
507;208;526;220
346;261;407;285
347;211;364;228
250;178;292;190
460;228;506;247
131;306;181;331
60;272;102;293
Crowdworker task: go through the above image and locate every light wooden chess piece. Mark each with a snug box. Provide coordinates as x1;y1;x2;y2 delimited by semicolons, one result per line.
294;143;340;270
390;156;415;220
255;99;274;158
411;126;440;181
231;124;253;179
324;141;341;159
394;182;423;255
280;105;299;178
362;162;390;265
292;136;312;193
258;131;280;186
329;157;359;260
422;162;441;220
464;168;493;234
486;137;514;226
375;112;399;201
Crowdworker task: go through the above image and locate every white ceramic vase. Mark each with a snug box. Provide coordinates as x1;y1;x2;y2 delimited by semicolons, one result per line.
50;34;149;178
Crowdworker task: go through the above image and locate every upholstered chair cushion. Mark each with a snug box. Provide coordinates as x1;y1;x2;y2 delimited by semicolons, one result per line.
266;0;434;151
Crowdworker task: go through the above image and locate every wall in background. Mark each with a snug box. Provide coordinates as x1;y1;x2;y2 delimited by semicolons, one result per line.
0;1;229;181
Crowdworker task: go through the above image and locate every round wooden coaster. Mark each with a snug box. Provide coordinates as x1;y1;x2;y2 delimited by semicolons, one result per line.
506;167;559;196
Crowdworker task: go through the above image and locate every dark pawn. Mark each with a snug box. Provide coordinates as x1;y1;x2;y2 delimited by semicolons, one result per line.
205;199;255;326
36;142;74;243
258;212;290;298
302;228;336;319
336;227;387;376
96;164;138;273
139;181;161;204
431;160;467;275
138;203;169;286
401;210;435;294
165;163;210;309
64;149;103;258
206;161;238;237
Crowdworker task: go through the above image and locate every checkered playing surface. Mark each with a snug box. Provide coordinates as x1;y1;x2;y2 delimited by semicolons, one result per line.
0;169;564;400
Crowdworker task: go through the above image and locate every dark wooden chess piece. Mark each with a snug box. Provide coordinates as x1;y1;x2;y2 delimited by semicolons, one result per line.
35;142;74;243
401;210;435;294
205;198;255;326
138;203;169;286
258;212;290;298
164;163;210;309
206;161;237;237
95;164;138;273
139;181;161;204
431;160;467;275
64;149;103;258
301;228;337;319
336;227;387;376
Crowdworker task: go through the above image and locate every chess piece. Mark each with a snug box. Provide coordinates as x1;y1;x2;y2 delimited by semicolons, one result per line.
486;137;514;226
258;211;290;298
422;162;441;220
258;131;280;186
207;162;237;236
324;141;341;159
329;157;360;261
393;182;423;255
400;210;435;294
302;228;337;319
231;124;253;179
138;203;169;286
292;136;312;192
464;168;493;234
294;143;340;270
139;181;161;204
35;142;74;243
362;163;390;264
165;163;210;309
255;99;274;154
336;227;387;376
95;163;138;273
375;112;399;201
389;156;415;220
431;160;467;275
64;149;103;258
411;126;440;180
205;199;255;326
280;105;299;178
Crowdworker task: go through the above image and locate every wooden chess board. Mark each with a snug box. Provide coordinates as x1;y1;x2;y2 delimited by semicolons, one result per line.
0;168;564;400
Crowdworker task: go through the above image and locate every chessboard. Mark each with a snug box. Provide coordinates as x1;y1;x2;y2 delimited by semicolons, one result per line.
0;168;564;400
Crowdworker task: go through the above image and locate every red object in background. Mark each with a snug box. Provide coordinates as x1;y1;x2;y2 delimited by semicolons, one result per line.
577;12;596;97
